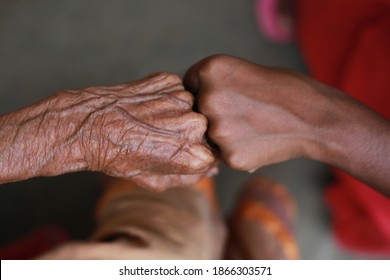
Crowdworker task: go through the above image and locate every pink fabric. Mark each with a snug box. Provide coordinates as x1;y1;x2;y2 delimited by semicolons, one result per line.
255;0;294;43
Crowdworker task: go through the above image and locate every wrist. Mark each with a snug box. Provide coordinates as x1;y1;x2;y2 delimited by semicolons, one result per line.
37;91;94;176
305;88;369;168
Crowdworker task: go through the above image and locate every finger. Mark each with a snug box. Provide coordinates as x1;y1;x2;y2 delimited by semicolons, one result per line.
132;173;205;192
126;94;193;121
184;55;227;97
177;143;216;172
135;90;194;114
219;138;264;171
83;73;182;97
160;143;216;174
169;90;194;108
146;111;208;142
183;60;203;96
129;133;216;175
112;72;184;96
131;72;184;95
177;112;208;142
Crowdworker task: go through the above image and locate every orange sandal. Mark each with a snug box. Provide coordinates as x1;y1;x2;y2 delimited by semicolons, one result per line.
226;176;299;259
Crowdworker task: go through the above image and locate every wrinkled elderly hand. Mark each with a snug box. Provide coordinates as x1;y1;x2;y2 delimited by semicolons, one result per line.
79;73;216;190
0;73;216;190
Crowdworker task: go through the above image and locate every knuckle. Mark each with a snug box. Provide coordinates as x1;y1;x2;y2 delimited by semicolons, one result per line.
199;54;235;77
194;112;208;128
157;72;184;89
170;90;194;108
184;112;208;136
162;72;182;83
131;72;183;95
224;150;249;171
186;111;208;125
196;114;209;133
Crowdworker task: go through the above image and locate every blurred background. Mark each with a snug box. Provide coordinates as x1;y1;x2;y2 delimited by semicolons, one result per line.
0;0;369;259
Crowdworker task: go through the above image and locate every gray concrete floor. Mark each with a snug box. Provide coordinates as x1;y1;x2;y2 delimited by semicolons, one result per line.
0;0;363;259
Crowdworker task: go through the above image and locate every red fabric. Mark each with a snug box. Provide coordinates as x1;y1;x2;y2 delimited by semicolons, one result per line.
0;225;69;259
296;0;390;253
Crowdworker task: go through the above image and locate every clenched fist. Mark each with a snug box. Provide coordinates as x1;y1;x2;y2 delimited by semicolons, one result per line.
185;55;324;171
0;73;216;191
184;55;390;196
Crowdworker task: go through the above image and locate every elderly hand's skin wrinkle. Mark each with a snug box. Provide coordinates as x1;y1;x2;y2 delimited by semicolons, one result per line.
0;73;216;191
184;55;390;197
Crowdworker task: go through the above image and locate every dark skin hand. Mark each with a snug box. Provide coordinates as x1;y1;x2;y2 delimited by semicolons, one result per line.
0;73;216;191
184;54;390;197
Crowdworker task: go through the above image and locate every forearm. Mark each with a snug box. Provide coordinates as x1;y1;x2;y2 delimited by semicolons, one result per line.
0;93;89;184
0;72;215;190
310;89;390;197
